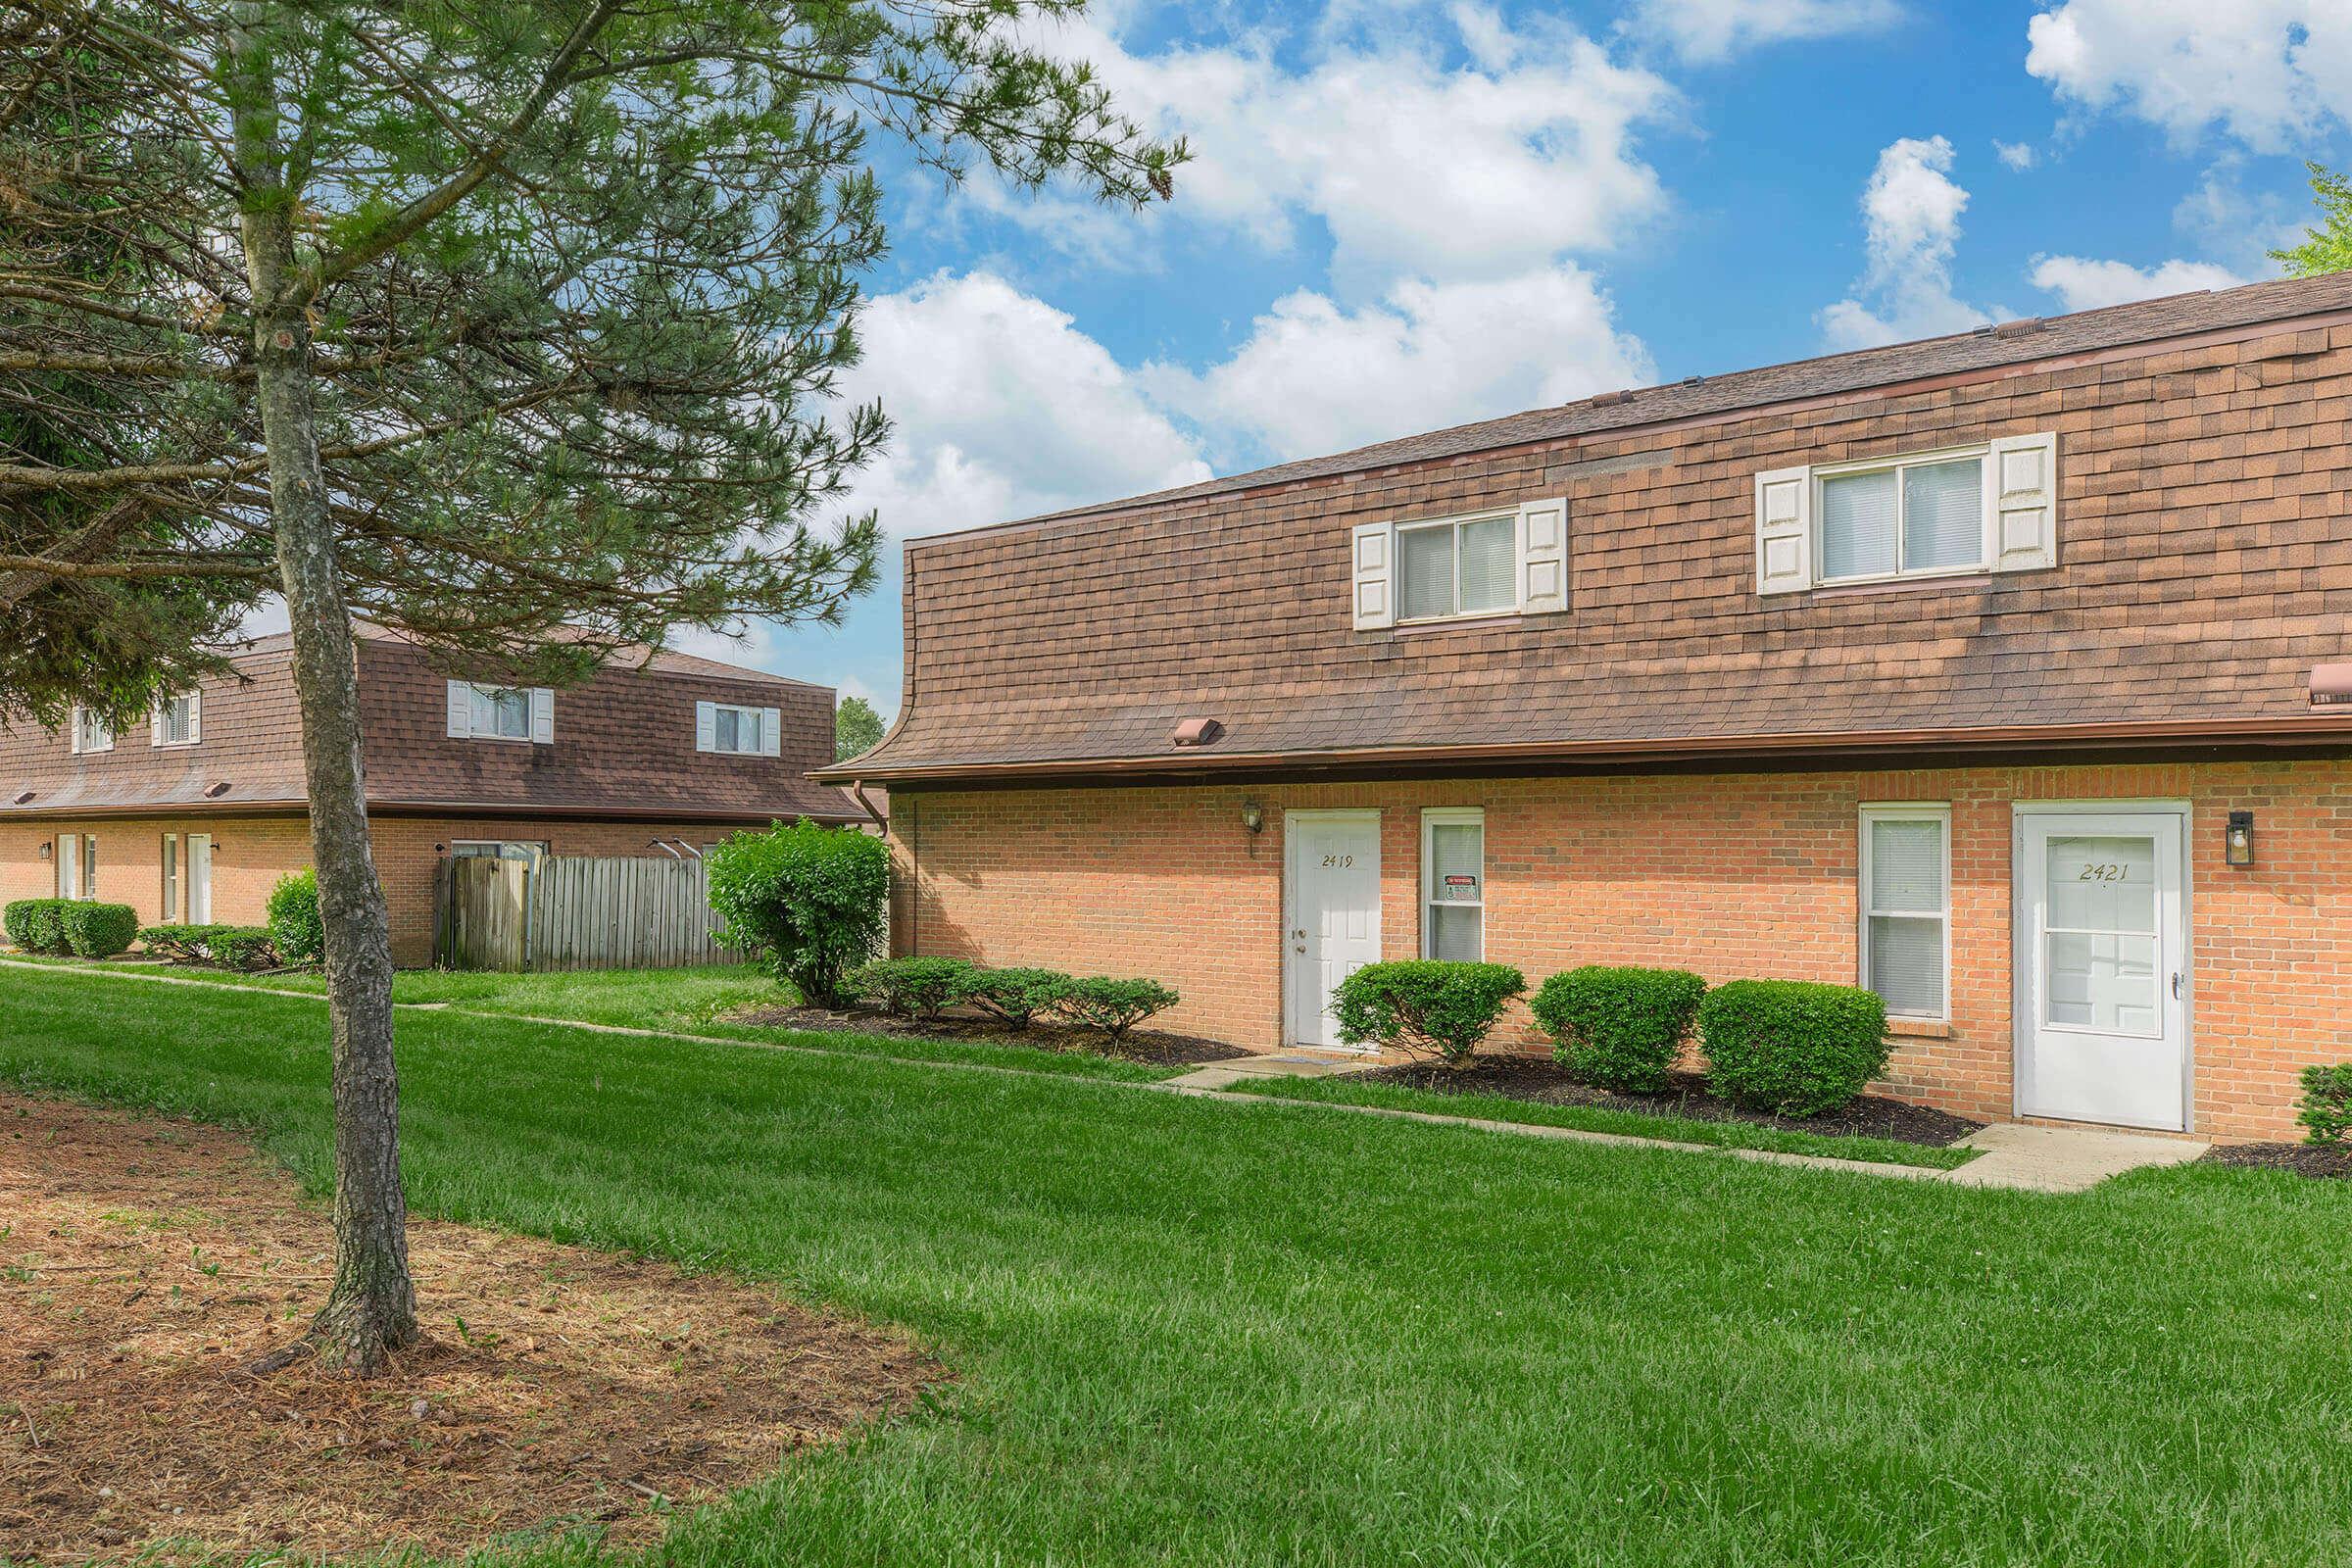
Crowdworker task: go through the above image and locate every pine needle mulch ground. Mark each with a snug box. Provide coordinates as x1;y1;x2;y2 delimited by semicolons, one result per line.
0;1091;940;1564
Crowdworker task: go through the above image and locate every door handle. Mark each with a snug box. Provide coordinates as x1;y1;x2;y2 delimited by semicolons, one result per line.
2171;972;2185;1000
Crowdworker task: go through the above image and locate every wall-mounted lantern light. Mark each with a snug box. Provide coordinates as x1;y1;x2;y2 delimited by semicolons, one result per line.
1240;802;1264;834
36;841;50;860
2225;809;2256;868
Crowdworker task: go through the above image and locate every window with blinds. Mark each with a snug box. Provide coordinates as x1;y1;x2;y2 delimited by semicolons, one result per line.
1396;514;1517;622
1818;450;1988;584
1859;807;1949;1019
1422;808;1486;962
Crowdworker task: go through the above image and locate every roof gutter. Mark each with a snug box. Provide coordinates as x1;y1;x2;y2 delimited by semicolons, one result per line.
811;713;2352;787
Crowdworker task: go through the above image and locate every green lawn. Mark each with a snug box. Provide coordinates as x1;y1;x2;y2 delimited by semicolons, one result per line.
0;956;1178;1083
3;963;2348;1566
1228;1073;1981;1169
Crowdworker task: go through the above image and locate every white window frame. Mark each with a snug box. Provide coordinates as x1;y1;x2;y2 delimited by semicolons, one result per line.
70;706;114;755
1393;510;1521;626
709;703;766;756
162;832;181;923
696;700;783;757
1858;804;1952;1022
1812;443;1990;587
447;680;552;744
1421;807;1486;961
450;839;547;864
151;691;201;748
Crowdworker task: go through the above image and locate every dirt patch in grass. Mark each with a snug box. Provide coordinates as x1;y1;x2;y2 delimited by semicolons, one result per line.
2201;1142;2352;1179
1354;1058;1982;1150
724;1003;1255;1067
0;1091;940;1564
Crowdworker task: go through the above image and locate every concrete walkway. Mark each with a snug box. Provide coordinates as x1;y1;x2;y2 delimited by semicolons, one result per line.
3;958;2209;1193
1166;1050;2210;1193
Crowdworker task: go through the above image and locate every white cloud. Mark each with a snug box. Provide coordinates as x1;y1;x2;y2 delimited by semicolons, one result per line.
1819;136;1997;350
1622;0;1901;64
1993;139;2037;171
839;270;1212;534
1149;268;1654;466
2028;255;2246;312
1009;10;1675;290
2025;1;2352;151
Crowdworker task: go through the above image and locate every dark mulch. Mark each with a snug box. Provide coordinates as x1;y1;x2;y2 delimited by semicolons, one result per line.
722;1003;1255;1067
1355;1057;1984;1149
2201;1142;2352;1179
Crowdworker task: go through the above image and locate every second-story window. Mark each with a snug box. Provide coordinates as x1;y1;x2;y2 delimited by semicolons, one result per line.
70;707;114;755
152;692;201;748
1755;432;2057;596
697;700;781;757
446;680;553;744
1397;513;1516;622
1350;497;1569;630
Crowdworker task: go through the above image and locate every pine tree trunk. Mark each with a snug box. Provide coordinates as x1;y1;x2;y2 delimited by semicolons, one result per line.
230;1;418;1374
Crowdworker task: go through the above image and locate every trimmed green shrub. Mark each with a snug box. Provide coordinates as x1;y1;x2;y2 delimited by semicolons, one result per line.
2298;1063;2352;1146
1533;965;1708;1094
1051;977;1180;1043
61;902;139;958
1699;979;1890;1117
4;898;72;955
958;967;1074;1030
266;867;324;963
706;819;890;1007
852;956;978;1020
136;923;277;969
1332;960;1527;1066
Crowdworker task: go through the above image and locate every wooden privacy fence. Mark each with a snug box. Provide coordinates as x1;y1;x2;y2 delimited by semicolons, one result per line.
436;854;745;972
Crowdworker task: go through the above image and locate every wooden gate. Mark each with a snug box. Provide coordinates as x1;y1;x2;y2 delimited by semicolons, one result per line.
436;855;742;972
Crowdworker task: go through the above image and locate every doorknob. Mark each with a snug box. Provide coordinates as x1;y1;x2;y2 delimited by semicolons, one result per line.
2172;971;2185;1000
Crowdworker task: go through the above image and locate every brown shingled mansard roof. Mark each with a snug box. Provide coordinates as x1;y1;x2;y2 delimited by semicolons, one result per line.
823;273;2352;783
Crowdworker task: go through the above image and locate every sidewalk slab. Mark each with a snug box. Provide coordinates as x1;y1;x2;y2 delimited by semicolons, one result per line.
1163;1052;1378;1092
1943;1122;2208;1193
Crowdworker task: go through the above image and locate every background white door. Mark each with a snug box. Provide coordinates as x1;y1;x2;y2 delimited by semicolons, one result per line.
186;833;213;924
1287;811;1381;1049
2017;810;2187;1130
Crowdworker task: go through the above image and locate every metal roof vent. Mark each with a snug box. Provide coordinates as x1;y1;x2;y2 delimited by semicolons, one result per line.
203;780;232;798
10;790;33;806
2311;663;2352;708
1172;717;1224;748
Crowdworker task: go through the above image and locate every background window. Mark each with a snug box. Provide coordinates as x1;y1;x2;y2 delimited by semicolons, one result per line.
1860;808;1949;1018
57;833;97;900
71;708;114;754
1423;808;1485;961
714;706;764;755
472;686;530;739
1820;453;1985;583
1396;515;1516;621
162;833;180;922
154;693;200;747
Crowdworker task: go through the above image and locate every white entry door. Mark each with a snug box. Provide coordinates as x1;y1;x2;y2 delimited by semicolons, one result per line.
2016;809;2188;1130
1286;810;1381;1049
186;833;214;924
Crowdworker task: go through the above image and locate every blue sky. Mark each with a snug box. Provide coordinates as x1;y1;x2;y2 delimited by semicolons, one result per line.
697;0;2351;720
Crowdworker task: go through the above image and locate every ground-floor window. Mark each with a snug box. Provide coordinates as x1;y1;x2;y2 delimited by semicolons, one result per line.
161;833;179;923
1422;808;1485;961
450;840;548;864
1858;805;1949;1019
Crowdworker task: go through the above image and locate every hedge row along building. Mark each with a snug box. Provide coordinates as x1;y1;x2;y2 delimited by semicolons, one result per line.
819;272;2352;1143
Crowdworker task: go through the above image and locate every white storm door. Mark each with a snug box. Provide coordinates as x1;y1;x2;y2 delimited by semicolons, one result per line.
186;833;214;924
2016;810;2187;1131
1286;810;1382;1049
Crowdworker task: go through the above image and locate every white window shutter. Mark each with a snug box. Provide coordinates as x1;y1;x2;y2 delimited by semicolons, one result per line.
696;701;716;753
186;693;200;745
760;707;782;758
1986;432;2059;572
529;687;555;745
68;710;80;756
1755;466;1813;596
150;702;164;748
1515;497;1568;614
1351;522;1394;630
446;680;472;738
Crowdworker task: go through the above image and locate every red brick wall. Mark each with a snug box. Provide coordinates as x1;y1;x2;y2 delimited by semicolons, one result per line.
891;758;2352;1142
3;812;768;967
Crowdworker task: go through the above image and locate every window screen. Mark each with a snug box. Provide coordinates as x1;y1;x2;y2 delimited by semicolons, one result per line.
1457;516;1517;613
1820;454;1987;584
1396;524;1455;620
1862;811;1947;1018
1424;812;1485;962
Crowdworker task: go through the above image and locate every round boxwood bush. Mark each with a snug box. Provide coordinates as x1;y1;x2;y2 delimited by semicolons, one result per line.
1533;964;1708;1094
1051;977;1180;1043
4;898;72;955
267;867;324;963
61;901;140;958
1332;959;1526;1066
706;818;889;1007
1698;978;1890;1117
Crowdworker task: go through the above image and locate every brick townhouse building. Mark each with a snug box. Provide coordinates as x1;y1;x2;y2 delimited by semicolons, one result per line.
820;272;2352;1143
2;623;862;964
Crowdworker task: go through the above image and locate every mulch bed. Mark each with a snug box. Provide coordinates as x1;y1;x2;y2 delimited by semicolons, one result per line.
723;1002;1255;1067
0;1091;941;1564
1354;1057;1984;1148
2200;1142;2352;1179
